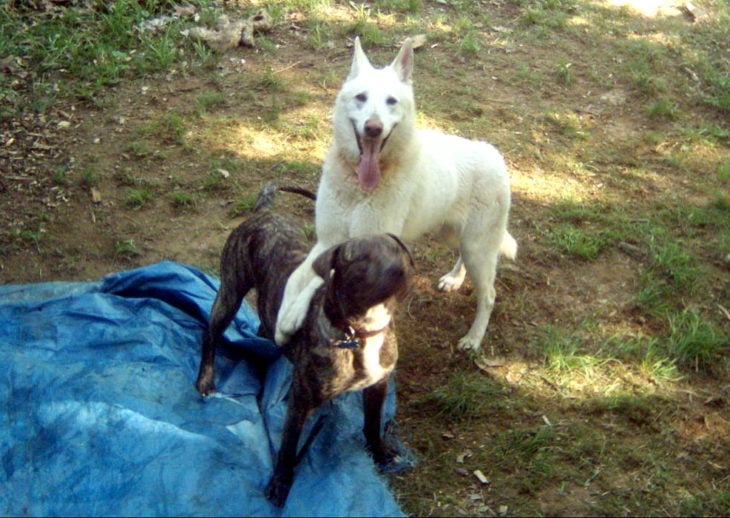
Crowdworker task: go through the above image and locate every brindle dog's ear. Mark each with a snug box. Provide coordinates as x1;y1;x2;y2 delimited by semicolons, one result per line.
386;233;415;268
312;244;340;281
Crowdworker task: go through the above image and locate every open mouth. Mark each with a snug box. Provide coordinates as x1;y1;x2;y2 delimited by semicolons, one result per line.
351;120;396;192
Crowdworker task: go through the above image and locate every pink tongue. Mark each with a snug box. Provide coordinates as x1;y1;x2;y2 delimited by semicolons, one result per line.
357;139;381;192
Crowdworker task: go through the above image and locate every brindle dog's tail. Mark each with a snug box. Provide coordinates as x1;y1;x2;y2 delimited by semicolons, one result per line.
254;182;317;212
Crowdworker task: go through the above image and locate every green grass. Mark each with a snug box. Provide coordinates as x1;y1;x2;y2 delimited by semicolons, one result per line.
7;226;43;251
195;91;226;116
126;141;154;159
229;192;259;217
159;112;188;144
114;238;141;258
543;200;622;260
547;224;611;260
648;97;680;120
425;372;509;421
79;168;99;188
170;191;200;211
200;169;231;192
491;425;559;494
124;188;154;209
664;310;729;372
0;0;223;111
637;233;704;313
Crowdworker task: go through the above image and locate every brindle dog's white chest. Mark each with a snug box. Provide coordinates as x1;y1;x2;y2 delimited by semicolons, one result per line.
348;303;394;391
349;334;389;391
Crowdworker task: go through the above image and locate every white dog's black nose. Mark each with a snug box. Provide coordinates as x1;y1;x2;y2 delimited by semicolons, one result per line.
364;119;383;138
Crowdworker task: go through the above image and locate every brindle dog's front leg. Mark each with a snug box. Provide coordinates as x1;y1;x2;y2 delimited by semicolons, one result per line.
363;376;398;466
266;392;312;507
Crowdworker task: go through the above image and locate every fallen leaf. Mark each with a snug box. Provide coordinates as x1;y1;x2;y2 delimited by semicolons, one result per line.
457;449;473;463
473;469;489;485
409;34;428;49
475;355;506;372
173;3;197;18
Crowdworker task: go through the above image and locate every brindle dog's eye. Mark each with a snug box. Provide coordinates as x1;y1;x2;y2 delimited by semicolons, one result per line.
355;93;367;102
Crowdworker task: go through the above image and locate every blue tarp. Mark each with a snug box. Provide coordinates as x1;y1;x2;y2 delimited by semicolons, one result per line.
0;261;407;517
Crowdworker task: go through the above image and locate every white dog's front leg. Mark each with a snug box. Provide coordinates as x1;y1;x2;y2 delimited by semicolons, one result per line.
275;273;324;345
275;244;330;345
457;294;494;351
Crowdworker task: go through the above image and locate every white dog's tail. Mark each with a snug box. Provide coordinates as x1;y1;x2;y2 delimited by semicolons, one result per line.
500;231;518;260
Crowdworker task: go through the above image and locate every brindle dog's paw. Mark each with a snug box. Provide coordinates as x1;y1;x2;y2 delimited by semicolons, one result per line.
265;473;293;508
368;441;400;468
194;377;216;397
369;438;416;474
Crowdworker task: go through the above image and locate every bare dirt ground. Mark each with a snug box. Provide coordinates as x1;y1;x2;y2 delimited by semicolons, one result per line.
1;1;728;515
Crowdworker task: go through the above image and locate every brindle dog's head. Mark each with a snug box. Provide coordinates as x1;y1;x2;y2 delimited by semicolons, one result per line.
312;234;414;331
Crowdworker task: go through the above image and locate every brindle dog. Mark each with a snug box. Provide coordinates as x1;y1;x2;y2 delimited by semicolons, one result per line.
195;182;413;507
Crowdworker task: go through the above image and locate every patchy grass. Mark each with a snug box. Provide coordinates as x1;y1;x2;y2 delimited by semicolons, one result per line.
1;0;729;516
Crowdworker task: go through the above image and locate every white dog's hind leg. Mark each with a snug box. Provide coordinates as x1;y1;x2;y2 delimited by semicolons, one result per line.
437;256;466;292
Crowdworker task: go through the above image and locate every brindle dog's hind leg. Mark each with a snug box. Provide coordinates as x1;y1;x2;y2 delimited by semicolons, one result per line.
195;279;250;396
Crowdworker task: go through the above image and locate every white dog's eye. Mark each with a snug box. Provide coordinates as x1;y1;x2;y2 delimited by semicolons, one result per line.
386;96;398;106
355;93;367;102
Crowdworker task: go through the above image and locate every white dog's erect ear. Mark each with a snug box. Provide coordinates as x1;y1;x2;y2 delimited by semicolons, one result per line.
390;38;414;83
348;36;372;79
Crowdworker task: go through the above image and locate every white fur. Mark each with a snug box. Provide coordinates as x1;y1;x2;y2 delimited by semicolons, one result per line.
349;303;392;391
276;37;516;351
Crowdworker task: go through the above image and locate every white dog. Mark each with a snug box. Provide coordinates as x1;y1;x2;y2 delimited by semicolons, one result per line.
276;37;516;351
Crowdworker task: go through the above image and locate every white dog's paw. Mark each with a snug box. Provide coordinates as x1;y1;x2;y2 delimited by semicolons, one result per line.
274;326;290;347
457;335;482;351
438;272;465;292
275;303;306;346
275;276;324;345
